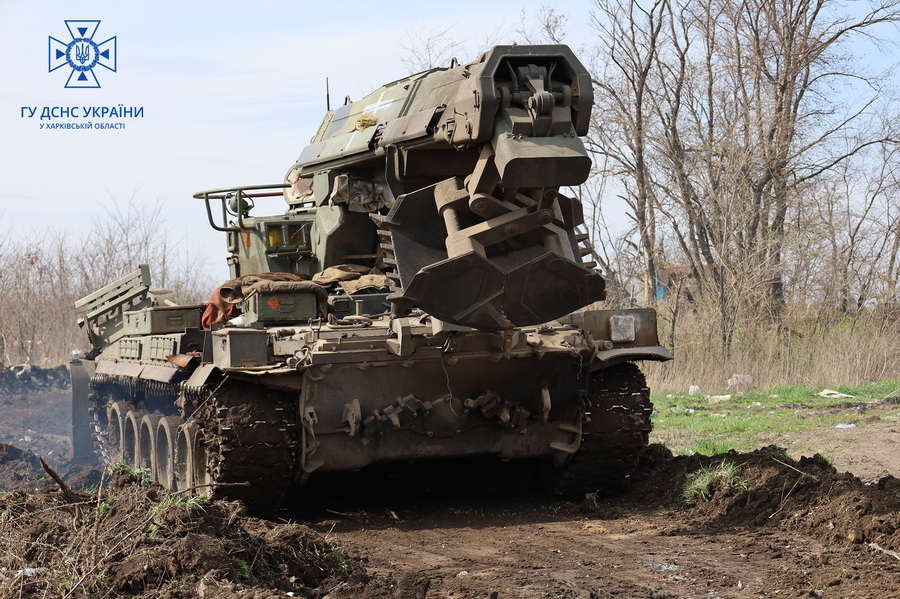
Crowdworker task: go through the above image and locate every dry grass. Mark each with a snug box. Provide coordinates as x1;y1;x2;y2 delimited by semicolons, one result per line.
0;196;215;367
646;301;900;394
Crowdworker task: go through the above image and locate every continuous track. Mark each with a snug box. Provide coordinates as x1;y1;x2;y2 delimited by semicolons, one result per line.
89;377;299;511
547;363;653;496
89;365;650;508
194;378;299;510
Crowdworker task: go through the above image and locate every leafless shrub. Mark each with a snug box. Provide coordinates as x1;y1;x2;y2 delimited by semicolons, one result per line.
0;194;215;366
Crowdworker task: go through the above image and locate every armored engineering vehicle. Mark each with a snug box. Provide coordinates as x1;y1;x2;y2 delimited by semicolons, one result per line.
71;45;672;508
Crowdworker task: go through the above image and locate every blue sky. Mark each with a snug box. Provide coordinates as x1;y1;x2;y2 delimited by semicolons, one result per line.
0;0;595;278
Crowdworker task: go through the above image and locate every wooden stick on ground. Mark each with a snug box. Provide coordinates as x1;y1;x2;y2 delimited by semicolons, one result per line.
40;457;83;522
869;542;900;562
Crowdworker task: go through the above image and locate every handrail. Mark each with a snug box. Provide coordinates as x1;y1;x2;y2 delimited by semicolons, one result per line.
193;183;288;232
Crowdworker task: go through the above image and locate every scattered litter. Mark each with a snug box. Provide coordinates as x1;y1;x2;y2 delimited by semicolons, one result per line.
456;571;469;577
769;411;776;414
769;394;780;399
648;561;681;572
750;401;763;407
727;374;753;393
0;567;48;581
835;423;857;429
817;389;855;399
689;385;701;396
707;395;731;403
710;413;728;418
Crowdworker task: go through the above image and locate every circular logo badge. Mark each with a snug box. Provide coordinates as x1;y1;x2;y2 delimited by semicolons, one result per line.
66;38;99;71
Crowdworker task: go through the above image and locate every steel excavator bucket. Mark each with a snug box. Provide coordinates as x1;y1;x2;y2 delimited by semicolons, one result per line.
381;177;605;331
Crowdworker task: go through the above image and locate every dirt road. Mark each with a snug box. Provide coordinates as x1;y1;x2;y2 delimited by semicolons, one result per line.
301;445;900;599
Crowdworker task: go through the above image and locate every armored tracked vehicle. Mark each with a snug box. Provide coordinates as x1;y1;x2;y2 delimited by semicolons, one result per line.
71;45;672;508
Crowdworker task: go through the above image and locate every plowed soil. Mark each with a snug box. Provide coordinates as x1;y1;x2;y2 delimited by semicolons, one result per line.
2;390;900;598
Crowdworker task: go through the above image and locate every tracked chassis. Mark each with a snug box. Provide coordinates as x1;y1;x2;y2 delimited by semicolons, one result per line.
71;272;668;508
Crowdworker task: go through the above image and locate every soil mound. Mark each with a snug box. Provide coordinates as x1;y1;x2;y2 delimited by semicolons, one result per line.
615;444;900;551
0;466;356;598
0;443;51;491
0;365;70;395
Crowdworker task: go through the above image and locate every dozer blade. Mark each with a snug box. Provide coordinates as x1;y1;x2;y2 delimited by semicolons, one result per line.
382;181;605;331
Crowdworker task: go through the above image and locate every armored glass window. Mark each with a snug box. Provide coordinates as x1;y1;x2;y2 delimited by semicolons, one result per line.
287;224;307;247
265;222;311;251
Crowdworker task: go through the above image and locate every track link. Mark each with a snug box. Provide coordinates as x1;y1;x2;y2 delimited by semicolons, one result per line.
194;378;299;510
547;363;653;496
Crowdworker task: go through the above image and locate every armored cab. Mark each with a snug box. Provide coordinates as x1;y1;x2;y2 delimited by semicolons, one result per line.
71;45;672;509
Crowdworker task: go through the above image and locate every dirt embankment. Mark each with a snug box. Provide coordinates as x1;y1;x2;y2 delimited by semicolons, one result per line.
3;443;900;597
0;462;354;598
0;365;69;396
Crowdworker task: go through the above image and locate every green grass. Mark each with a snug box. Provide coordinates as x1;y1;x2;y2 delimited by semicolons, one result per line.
681;461;749;506
327;540;353;576
651;379;900;455
686;438;735;457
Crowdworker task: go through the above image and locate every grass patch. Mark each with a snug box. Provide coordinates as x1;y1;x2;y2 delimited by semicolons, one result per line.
327;540;353;576
681;461;749;506
651;380;900;455
685;438;735;456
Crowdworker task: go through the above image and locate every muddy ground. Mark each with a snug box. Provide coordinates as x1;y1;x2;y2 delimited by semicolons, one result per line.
1;390;899;598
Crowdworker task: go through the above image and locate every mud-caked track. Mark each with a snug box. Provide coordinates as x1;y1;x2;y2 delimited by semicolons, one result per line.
87;375;300;508
87;363;656;511
194;378;299;508
548;363;653;496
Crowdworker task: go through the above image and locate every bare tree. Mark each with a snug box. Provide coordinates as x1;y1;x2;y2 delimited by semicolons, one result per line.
398;26;467;72
516;5;570;44
587;0;667;305
586;0;900;352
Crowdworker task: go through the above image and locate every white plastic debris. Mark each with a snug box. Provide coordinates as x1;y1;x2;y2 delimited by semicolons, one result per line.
727;374;753;393
817;389;854;399
0;567;48;581
688;385;701;396
835;423;857;429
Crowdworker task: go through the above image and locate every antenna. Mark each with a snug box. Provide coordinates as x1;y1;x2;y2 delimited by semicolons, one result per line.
326;77;330;112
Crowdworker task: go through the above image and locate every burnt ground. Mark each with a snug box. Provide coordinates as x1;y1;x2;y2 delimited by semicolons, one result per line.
1;390;900;598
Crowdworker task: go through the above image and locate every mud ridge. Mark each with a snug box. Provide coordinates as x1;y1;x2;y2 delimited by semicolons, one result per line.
0;464;355;598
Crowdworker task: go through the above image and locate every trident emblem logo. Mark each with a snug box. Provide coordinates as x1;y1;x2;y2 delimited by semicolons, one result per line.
49;20;117;89
74;42;91;65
